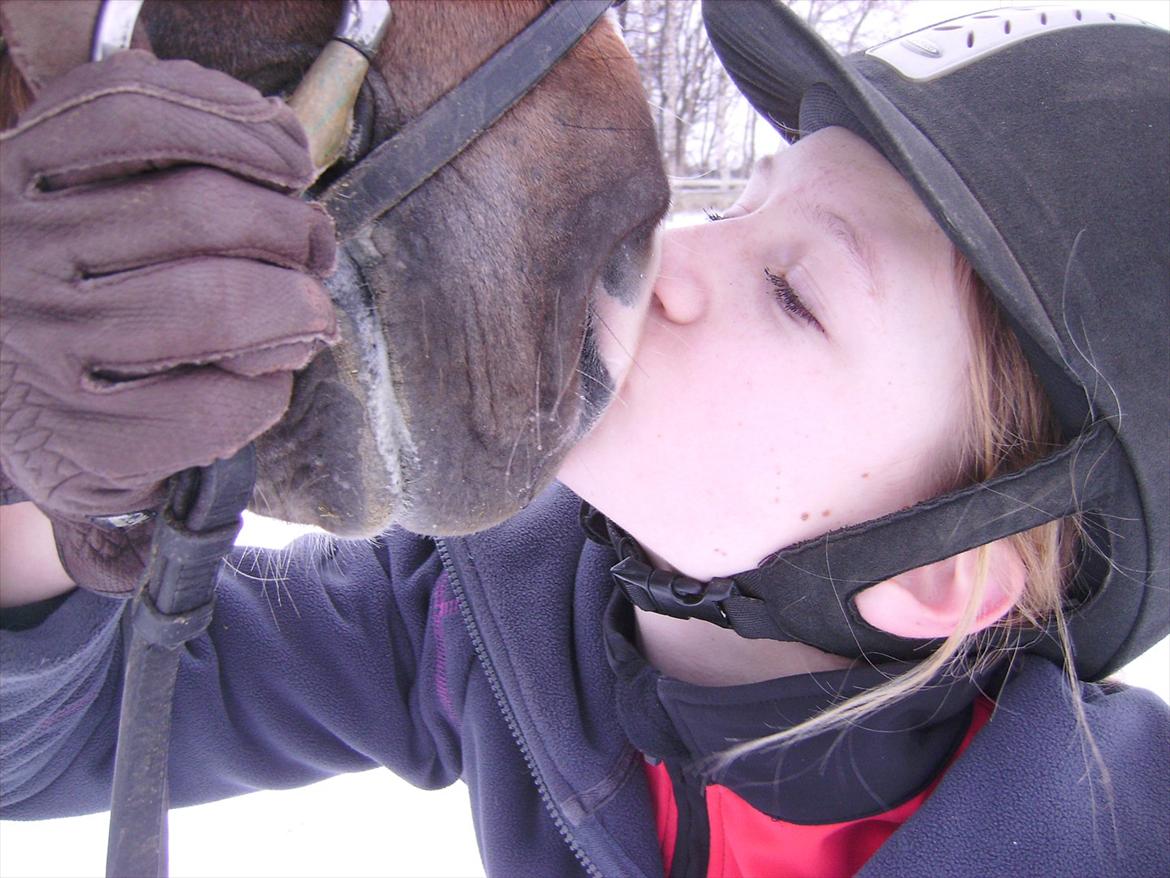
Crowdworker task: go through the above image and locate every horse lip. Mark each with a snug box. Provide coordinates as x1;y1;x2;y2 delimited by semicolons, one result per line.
578;216;663;421
267;196;664;535
572;294;614;435
324;237;414;498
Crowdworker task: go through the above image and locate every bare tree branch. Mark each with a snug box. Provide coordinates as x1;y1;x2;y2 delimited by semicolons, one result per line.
617;0;909;208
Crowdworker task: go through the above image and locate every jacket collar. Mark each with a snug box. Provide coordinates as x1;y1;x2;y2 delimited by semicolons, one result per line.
441;483;663;878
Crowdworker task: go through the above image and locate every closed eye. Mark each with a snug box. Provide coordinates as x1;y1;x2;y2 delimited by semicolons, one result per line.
765;267;823;333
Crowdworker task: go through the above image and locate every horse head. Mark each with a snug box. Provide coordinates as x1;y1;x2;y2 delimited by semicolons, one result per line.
133;0;668;536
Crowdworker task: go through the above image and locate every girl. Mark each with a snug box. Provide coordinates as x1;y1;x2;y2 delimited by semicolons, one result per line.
2;2;1167;876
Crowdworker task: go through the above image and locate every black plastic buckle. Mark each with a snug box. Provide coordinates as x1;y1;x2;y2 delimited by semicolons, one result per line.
610;555;733;628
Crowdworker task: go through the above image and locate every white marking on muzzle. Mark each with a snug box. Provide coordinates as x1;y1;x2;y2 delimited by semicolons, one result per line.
325;233;416;501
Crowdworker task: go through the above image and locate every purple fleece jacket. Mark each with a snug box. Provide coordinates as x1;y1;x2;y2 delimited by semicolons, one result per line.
2;484;1168;877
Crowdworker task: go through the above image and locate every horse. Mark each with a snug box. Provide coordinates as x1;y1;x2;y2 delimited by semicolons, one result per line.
0;0;669;538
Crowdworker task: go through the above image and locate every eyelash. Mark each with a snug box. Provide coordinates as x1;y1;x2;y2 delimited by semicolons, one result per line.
764;267;823;332
704;210;823;332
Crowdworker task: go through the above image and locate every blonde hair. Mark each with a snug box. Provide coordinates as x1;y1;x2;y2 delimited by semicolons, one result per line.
711;249;1080;769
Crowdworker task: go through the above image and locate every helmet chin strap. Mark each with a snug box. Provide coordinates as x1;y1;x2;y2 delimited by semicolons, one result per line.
582;422;1118;664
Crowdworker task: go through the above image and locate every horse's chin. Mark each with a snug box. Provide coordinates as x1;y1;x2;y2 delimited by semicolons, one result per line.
249;344;585;539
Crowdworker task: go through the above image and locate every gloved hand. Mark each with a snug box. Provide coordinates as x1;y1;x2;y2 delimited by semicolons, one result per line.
0;50;339;593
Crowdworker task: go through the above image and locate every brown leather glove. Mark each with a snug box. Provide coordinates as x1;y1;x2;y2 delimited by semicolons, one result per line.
0;51;339;593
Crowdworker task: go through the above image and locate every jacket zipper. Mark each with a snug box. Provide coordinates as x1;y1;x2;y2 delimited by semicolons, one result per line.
667;762;710;878
436;538;604;878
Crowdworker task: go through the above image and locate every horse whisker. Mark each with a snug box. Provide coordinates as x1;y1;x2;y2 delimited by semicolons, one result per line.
576;367;629;408
591;310;649;379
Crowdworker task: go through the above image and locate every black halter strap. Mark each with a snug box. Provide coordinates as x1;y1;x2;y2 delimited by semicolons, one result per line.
586;422;1121;662
321;0;615;239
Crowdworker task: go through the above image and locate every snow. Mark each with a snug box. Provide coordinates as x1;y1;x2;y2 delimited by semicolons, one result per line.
0;774;484;878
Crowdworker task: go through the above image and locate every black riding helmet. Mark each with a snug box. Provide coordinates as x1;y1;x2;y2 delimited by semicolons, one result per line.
586;2;1168;681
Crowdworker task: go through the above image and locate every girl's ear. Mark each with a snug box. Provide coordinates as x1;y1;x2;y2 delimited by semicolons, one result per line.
854;540;1026;639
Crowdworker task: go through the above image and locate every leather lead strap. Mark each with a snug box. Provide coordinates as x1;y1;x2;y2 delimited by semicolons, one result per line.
105;449;256;878
321;0;613;239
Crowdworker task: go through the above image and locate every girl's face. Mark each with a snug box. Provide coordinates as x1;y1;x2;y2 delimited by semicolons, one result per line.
559;126;973;581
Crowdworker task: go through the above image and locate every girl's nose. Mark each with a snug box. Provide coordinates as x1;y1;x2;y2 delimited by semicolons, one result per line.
651;225;713;325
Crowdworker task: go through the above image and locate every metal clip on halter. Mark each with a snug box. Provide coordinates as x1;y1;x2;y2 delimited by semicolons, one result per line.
286;0;392;173
93;0;391;174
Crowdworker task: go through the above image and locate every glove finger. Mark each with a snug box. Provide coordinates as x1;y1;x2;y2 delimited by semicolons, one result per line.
8;369;293;518
19;167;336;280
53;258;339;381
217;342;329;378
3;50;313;193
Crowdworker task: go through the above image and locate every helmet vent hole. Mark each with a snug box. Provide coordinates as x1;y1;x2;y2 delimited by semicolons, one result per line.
868;5;1147;81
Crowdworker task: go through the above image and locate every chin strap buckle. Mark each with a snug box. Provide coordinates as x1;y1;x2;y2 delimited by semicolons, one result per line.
610;555;734;628
581;501;735;628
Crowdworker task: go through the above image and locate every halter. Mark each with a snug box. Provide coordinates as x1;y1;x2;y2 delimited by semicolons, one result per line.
2;1;620;875
91;0;620;239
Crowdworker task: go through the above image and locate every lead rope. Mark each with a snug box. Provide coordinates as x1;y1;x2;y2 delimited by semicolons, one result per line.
105;449;256;877
95;3;392;875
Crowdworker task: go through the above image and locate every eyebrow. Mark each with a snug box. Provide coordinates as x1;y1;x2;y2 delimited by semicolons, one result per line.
796;200;881;300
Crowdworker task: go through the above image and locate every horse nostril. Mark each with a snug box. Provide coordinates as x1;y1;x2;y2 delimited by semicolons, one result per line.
598;219;660;306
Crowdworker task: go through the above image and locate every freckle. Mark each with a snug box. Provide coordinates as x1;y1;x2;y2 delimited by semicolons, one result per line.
800;512;810;521
821;509;831;517
861;472;870;479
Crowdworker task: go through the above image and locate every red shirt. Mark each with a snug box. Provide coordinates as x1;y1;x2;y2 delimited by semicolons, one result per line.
644;697;994;878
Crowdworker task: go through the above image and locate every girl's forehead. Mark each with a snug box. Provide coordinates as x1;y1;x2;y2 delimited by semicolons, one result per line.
761;129;941;237
766;132;952;271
